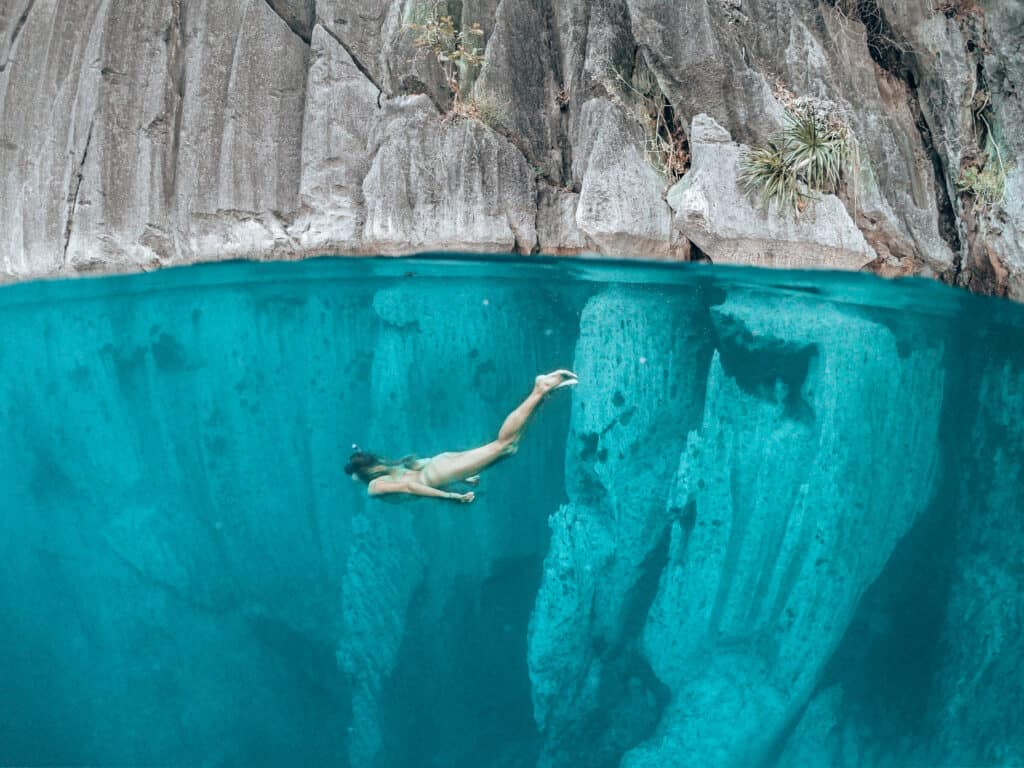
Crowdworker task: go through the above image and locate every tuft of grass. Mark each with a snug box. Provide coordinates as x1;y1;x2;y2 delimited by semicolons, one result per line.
957;138;1008;210
739;141;803;211
739;98;853;213
448;93;508;130
782;108;850;193
601;55;690;182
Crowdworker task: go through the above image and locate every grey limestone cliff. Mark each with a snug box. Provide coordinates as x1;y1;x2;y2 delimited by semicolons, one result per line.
0;0;1022;295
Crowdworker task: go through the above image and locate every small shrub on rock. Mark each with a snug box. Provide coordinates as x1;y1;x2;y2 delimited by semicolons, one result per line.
739;141;803;211
449;92;509;130
957;137;1008;210
407;2;485;106
739;97;853;213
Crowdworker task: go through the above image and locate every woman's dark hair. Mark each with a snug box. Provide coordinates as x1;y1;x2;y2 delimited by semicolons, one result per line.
344;451;388;483
344;451;419;483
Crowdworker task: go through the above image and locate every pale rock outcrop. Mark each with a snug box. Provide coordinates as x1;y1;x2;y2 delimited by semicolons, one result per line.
0;0;1022;290
622;0;957;275
572;99;685;259
668;114;876;269
293;24;380;251
361;95;538;254
536;188;588;255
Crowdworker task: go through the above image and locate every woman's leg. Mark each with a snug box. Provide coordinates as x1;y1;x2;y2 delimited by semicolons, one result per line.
497;369;577;446
422;370;576;487
422;442;509;487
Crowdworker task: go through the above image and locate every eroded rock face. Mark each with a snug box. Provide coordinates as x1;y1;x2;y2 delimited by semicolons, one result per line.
669;115;876;270
528;286;713;766
0;0;1021;291
625;293;945;766
528;287;949;768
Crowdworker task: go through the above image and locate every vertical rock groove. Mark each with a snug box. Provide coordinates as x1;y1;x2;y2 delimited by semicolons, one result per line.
850;0;963;262
62;118;94;267
0;0;36;72
163;0;186;205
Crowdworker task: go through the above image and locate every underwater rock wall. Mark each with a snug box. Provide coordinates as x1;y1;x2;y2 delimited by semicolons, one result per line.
528;288;949;767
931;345;1024;765
0;277;377;765
2;260;1023;767
770;333;1024;768
2;1;1023;295
624;294;945;766
528;286;713;766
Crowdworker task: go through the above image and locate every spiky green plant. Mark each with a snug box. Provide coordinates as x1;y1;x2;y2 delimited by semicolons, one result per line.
782;108;850;193
739;141;803;211
739;100;853;212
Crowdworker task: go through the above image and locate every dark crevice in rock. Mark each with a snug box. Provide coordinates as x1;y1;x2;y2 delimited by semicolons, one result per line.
62;118;94;268
914;102;963;273
713;312;818;423
538;0;572;185
570;525;673;766
841;0;963;266
163;0;186;205
690;241;713;264
954;42;1010;296
317;21;385;103
0;0;36;73
620;523;673;640
262;0;314;44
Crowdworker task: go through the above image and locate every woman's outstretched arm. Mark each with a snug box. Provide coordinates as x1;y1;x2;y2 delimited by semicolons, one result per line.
368;477;474;503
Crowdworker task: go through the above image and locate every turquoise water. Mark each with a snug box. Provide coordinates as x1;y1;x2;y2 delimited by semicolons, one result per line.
0;256;1021;768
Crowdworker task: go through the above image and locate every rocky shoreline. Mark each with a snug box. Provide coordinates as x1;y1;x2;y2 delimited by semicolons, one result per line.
1;1;1021;297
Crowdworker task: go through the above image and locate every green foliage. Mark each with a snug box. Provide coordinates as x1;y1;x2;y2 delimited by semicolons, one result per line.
407;2;485;103
782;108;850;193
739;141;803;211
957;138;1008;210
472;93;506;129
604;57;689;182
739;98;853;213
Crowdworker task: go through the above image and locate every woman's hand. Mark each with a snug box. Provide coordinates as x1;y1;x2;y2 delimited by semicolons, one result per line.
456;491;475;503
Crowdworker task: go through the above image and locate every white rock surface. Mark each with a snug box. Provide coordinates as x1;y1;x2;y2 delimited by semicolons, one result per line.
668;115;876;270
0;0;1021;293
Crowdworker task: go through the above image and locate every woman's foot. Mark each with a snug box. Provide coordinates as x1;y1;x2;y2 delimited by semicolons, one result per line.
534;369;578;395
464;475;480;486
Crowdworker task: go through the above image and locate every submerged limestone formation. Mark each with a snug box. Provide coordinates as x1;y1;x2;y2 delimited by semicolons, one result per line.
1;258;1022;767
623;295;944;766
528;286;713;766
528;287;950;768
1;1;1022;295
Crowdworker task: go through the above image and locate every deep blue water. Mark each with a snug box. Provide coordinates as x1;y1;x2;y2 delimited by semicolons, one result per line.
0;256;1021;768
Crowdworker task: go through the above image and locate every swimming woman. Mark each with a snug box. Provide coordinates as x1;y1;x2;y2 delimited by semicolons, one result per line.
344;369;578;503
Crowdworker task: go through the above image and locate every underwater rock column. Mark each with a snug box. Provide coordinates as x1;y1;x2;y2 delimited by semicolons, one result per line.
527;285;714;767
622;293;946;768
